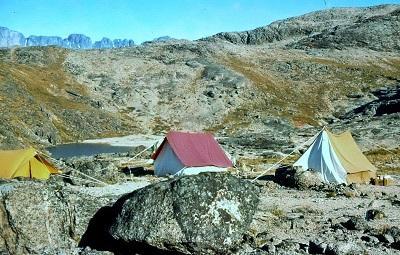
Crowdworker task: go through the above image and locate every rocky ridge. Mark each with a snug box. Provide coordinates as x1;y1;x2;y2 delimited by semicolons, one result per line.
205;5;400;52
0;26;135;49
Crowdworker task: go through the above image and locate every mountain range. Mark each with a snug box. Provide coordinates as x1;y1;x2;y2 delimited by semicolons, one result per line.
0;26;135;49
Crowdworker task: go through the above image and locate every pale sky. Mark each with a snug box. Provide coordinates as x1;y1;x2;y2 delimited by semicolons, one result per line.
1;0;399;43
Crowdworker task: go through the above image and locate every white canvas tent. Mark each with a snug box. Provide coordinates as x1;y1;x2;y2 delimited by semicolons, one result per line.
293;128;376;184
152;131;233;177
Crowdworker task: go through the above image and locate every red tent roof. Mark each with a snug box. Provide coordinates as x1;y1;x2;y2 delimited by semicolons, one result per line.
152;131;233;167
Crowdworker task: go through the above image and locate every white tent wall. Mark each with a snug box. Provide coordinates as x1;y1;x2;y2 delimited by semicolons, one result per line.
175;166;227;177
294;131;348;184
154;142;186;176
154;142;228;177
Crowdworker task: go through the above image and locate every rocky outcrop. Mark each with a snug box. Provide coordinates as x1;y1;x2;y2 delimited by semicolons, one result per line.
62;156;124;185
26;35;65;47
290;8;400;51
65;34;92;49
203;4;400;51
111;39;135;48
0;27;25;47
0;180;115;254
0;27;135;49
81;173;259;254
93;38;114;49
342;84;400;119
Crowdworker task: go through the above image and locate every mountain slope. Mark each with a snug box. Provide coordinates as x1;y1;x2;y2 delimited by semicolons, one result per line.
0;5;399;150
204;4;400;51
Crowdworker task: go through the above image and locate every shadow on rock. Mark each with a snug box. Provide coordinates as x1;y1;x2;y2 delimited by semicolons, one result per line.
79;196;184;255
79;172;259;254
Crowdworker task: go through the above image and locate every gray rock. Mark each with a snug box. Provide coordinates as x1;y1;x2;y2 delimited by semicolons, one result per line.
291;8;400;52
0;26;25;47
107;173;259;254
376;234;395;244
365;209;386;221
325;241;364;255
341;216;368;231
0;26;134;49
361;235;380;244
0;181;115;254
388;226;400;242
343;85;400;119
274;167;323;190
93;37;113;49
67;34;92;49
112;38;135;48
26;35;64;47
203;4;400;52
63;156;123;186
309;240;327;254
392;241;400;250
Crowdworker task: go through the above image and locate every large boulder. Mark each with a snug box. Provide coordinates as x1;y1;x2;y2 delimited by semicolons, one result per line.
104;173;259;254
0;180;115;254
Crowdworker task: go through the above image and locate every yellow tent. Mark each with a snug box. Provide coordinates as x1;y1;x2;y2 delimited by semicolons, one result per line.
327;130;377;184
294;128;377;184
0;147;60;180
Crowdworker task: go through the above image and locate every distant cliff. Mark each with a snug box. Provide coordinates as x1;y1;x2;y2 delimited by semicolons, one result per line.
0;26;134;49
203;4;400;52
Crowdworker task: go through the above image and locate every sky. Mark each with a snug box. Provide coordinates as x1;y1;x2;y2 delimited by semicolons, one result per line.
1;0;400;43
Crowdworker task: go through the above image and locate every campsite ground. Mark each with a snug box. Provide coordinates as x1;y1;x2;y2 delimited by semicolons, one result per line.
57;149;400;254
47;130;400;254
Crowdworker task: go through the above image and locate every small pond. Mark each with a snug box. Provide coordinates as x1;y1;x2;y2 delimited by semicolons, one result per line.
47;143;135;159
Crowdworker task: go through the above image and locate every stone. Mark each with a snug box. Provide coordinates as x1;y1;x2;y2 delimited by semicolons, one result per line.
275;167;323;190
93;37;114;49
365;209;385;221
325;241;364;255
376;234;395;244
309;240;327;254
341;216;368;231
392;241;400;250
103;173;259;254
0;181;116;254
63;156;123;186
388;226;400;242
361;235;380;244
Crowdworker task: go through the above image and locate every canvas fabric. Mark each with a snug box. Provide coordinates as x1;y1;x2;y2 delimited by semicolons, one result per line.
294;131;348;184
294;129;376;184
0;148;59;179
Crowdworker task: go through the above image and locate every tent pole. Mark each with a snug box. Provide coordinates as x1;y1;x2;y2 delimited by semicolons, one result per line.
124;140;160;165
71;169;109;186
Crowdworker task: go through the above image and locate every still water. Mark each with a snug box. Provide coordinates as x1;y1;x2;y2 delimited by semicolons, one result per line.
47;143;134;159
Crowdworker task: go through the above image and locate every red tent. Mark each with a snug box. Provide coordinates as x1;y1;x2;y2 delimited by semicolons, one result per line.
152;131;232;168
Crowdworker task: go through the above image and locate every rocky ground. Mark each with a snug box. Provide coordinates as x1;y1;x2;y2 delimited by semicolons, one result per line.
0;158;399;255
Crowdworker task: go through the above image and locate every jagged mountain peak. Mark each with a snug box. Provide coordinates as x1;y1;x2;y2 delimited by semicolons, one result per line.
0;26;135;49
